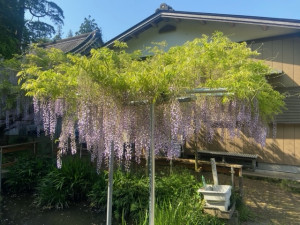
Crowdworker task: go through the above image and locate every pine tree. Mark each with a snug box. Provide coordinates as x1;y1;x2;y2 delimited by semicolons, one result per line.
66;30;73;38
53;25;63;41
76;15;100;35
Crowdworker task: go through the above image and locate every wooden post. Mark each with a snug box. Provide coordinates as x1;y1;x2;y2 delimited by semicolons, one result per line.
230;166;235;189
80;143;82;158
194;129;200;172
238;168;243;198
252;159;256;171
145;149;149;176
0;147;2;194
210;158;218;186
170;159;173;174
149;103;155;225
106;141;114;225
195;147;199;172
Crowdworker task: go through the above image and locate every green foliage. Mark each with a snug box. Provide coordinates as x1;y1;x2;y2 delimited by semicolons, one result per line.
19;32;285;123
23;0;64;43
113;170;223;225
35;156;97;209
149;199;224;225
0;0;22;58
156;170;200;203
88;170;149;220
112;171;149;220
0;0;64;58
4;155;53;193
0;57;23;110
75;15;101;36
280;179;300;193
18;46;76;101
88;169;207;223
87;171;108;208
231;192;254;222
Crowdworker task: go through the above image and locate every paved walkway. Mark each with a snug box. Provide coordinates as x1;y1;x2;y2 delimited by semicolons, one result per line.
243;169;300;182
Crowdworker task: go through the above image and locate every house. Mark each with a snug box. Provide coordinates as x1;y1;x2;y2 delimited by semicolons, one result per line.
43;29;103;55
104;3;300;171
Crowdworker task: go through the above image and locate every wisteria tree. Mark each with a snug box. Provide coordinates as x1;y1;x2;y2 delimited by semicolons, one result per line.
0;57;32;131
18;32;284;170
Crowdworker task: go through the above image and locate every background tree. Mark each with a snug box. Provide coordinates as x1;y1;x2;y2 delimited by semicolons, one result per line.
0;0;64;58
66;30;74;38
0;0;22;58
53;25;63;41
20;0;64;45
75;15;101;35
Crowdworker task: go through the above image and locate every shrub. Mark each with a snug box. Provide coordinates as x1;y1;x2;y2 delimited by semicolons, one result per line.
89;169;207;223
156;170;200;203
152;199;225;225
132;170;224;225
89;170;149;220
35;156;97;209
4;155;53;193
88;171;108;209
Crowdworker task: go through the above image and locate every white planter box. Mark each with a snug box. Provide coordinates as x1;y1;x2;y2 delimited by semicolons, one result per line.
198;185;232;211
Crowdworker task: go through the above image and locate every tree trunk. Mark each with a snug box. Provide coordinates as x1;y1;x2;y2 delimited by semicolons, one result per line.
16;0;26;50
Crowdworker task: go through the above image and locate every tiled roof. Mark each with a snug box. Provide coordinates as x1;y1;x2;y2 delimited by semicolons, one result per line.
43;30;103;55
104;4;300;47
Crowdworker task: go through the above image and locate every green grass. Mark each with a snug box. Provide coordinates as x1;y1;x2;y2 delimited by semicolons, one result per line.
34;156;97;209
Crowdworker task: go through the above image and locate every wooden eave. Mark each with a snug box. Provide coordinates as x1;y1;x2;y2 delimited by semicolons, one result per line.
104;10;300;48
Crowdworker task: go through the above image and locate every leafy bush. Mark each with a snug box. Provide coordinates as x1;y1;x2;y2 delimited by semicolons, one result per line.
88;171;108;208
35;156;97;209
113;171;149;220
156;170;200;203
89;169;206;223
151;199;224;225
89;170;149;220
4;155;53;193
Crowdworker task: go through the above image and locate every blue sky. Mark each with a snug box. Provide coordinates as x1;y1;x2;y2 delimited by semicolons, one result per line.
45;0;300;42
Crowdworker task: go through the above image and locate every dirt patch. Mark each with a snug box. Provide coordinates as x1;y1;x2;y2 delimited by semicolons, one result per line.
242;177;300;225
202;172;300;225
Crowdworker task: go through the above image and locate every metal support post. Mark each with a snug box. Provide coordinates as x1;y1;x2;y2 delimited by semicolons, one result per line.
106;141;114;225
149;103;155;225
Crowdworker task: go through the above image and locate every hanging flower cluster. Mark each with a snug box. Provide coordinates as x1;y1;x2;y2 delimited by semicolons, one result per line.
32;92;269;170
19;33;285;170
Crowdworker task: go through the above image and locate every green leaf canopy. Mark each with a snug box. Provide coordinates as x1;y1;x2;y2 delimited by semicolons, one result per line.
19;32;284;122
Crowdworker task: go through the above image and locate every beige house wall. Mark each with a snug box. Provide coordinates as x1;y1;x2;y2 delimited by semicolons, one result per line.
251;37;300;87
252;37;300;165
228;37;300;166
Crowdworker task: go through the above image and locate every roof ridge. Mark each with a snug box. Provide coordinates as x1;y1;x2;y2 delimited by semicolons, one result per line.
44;30;98;47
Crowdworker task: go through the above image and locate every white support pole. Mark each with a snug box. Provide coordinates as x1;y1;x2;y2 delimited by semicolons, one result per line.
149;103;155;225
106;141;114;225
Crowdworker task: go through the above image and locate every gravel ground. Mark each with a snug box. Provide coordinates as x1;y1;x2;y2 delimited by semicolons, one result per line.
242;177;300;225
203;172;300;225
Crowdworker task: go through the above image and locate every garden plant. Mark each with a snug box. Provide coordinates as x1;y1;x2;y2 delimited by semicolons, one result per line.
5;32;286;224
